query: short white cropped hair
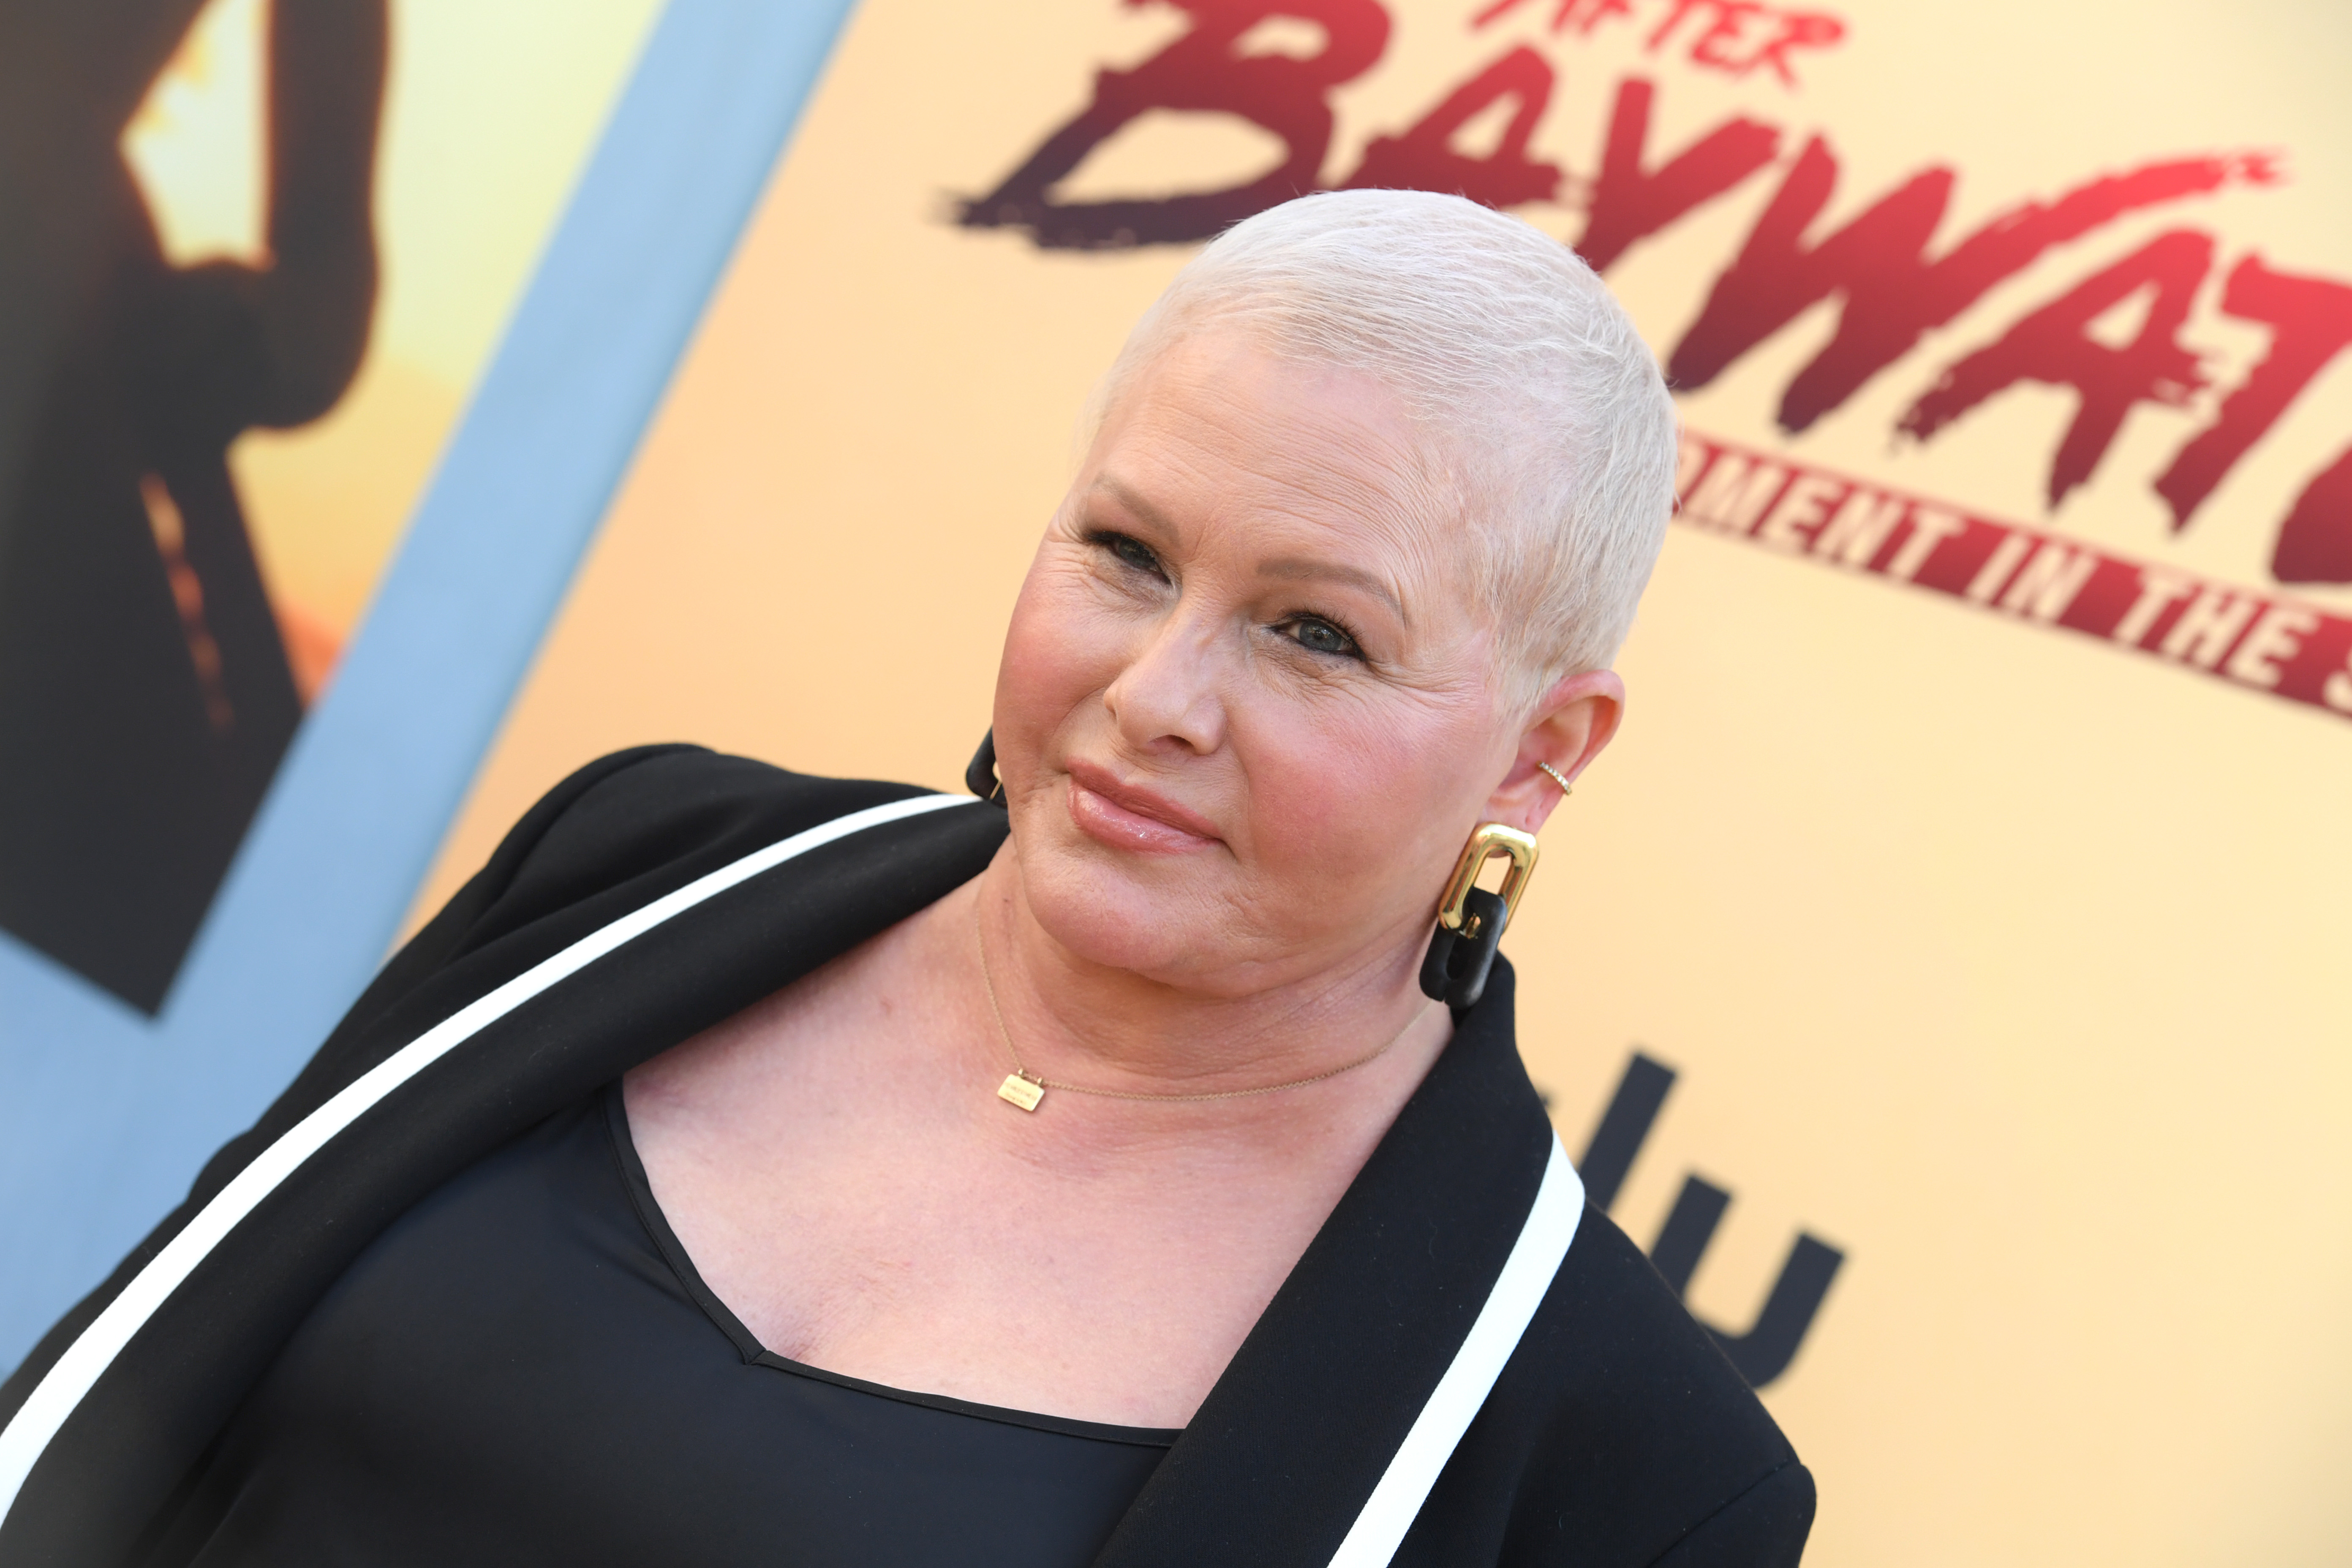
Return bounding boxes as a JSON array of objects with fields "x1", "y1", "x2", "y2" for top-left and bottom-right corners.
[{"x1": 1097, "y1": 189, "x2": 1678, "y2": 710}]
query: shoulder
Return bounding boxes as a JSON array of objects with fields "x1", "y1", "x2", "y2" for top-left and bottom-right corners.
[
  {"x1": 1530, "y1": 1209, "x2": 1810, "y2": 1552},
  {"x1": 436, "y1": 745, "x2": 935, "y2": 947},
  {"x1": 0, "y1": 749, "x2": 1003, "y2": 1524},
  {"x1": 326, "y1": 745, "x2": 955, "y2": 1067},
  {"x1": 0, "y1": 747, "x2": 976, "y2": 1430},
  {"x1": 471, "y1": 744, "x2": 920, "y2": 910},
  {"x1": 1415, "y1": 1207, "x2": 1813, "y2": 1566},
  {"x1": 168, "y1": 746, "x2": 952, "y2": 1267}
]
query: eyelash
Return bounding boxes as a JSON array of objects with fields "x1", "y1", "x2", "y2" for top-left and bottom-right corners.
[
  {"x1": 1086, "y1": 531, "x2": 1365, "y2": 662},
  {"x1": 1092, "y1": 531, "x2": 1165, "y2": 582}
]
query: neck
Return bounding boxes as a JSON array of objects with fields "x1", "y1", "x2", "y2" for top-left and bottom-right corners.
[{"x1": 960, "y1": 852, "x2": 1449, "y2": 1128}]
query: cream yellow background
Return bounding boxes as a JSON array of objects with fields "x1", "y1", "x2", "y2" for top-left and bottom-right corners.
[
  {"x1": 124, "y1": 0, "x2": 664, "y2": 658},
  {"x1": 413, "y1": 3, "x2": 2352, "y2": 1560}
]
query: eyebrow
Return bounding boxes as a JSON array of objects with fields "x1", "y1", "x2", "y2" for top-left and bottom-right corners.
[
  {"x1": 1089, "y1": 474, "x2": 1180, "y2": 540},
  {"x1": 1257, "y1": 557, "x2": 1405, "y2": 620},
  {"x1": 1089, "y1": 474, "x2": 1407, "y2": 620}
]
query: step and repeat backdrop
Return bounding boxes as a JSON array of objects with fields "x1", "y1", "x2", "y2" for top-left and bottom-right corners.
[{"x1": 4, "y1": 1, "x2": 2348, "y2": 1562}]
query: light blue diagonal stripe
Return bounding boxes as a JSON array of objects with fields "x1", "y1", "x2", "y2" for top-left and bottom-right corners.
[{"x1": 0, "y1": 0, "x2": 861, "y2": 1377}]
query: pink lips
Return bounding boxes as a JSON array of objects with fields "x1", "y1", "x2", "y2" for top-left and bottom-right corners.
[{"x1": 1063, "y1": 759, "x2": 1221, "y2": 855}]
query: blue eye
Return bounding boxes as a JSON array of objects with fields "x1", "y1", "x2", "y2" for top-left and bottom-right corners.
[{"x1": 1287, "y1": 617, "x2": 1359, "y2": 658}]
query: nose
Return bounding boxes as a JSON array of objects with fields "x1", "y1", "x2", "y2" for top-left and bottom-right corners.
[{"x1": 1101, "y1": 604, "x2": 1228, "y2": 758}]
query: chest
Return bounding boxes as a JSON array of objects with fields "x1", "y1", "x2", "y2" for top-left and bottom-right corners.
[
  {"x1": 624, "y1": 1067, "x2": 1353, "y2": 1429},
  {"x1": 150, "y1": 1097, "x2": 1171, "y2": 1568},
  {"x1": 615, "y1": 893, "x2": 1421, "y2": 1429}
]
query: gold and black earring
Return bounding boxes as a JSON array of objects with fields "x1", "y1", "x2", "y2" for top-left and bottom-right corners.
[{"x1": 1419, "y1": 824, "x2": 1539, "y2": 1010}]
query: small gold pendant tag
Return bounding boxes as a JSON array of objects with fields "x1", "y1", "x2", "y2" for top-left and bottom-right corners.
[{"x1": 996, "y1": 1073, "x2": 1044, "y2": 1112}]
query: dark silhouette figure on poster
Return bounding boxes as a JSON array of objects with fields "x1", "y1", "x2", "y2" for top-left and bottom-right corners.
[
  {"x1": 1578, "y1": 1049, "x2": 1844, "y2": 1387},
  {"x1": 0, "y1": 0, "x2": 386, "y2": 1012}
]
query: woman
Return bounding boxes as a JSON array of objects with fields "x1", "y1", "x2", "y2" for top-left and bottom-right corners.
[{"x1": 0, "y1": 191, "x2": 1812, "y2": 1565}]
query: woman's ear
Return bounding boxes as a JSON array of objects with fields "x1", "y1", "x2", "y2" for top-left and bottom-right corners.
[{"x1": 1483, "y1": 669, "x2": 1624, "y2": 833}]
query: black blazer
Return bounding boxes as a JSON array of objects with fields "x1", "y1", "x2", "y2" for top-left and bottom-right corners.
[{"x1": 0, "y1": 746, "x2": 1813, "y2": 1566}]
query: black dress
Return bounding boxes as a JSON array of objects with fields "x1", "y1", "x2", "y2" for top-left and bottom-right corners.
[
  {"x1": 0, "y1": 747, "x2": 1814, "y2": 1566},
  {"x1": 139, "y1": 1089, "x2": 1174, "y2": 1567}
]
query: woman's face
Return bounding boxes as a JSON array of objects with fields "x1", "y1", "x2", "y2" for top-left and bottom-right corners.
[{"x1": 993, "y1": 329, "x2": 1606, "y2": 997}]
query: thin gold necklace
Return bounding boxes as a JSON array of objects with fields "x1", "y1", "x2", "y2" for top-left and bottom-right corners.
[{"x1": 974, "y1": 900, "x2": 1430, "y2": 1112}]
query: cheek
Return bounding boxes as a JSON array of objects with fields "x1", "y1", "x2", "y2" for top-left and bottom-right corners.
[
  {"x1": 994, "y1": 560, "x2": 1127, "y2": 773},
  {"x1": 1232, "y1": 688, "x2": 1494, "y2": 907}
]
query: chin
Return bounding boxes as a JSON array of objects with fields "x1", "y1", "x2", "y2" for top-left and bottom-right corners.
[
  {"x1": 1004, "y1": 797, "x2": 1233, "y2": 986},
  {"x1": 1017, "y1": 835, "x2": 1206, "y2": 977}
]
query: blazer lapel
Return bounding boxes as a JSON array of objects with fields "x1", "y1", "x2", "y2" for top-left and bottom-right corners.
[{"x1": 1094, "y1": 959, "x2": 1558, "y2": 1568}]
